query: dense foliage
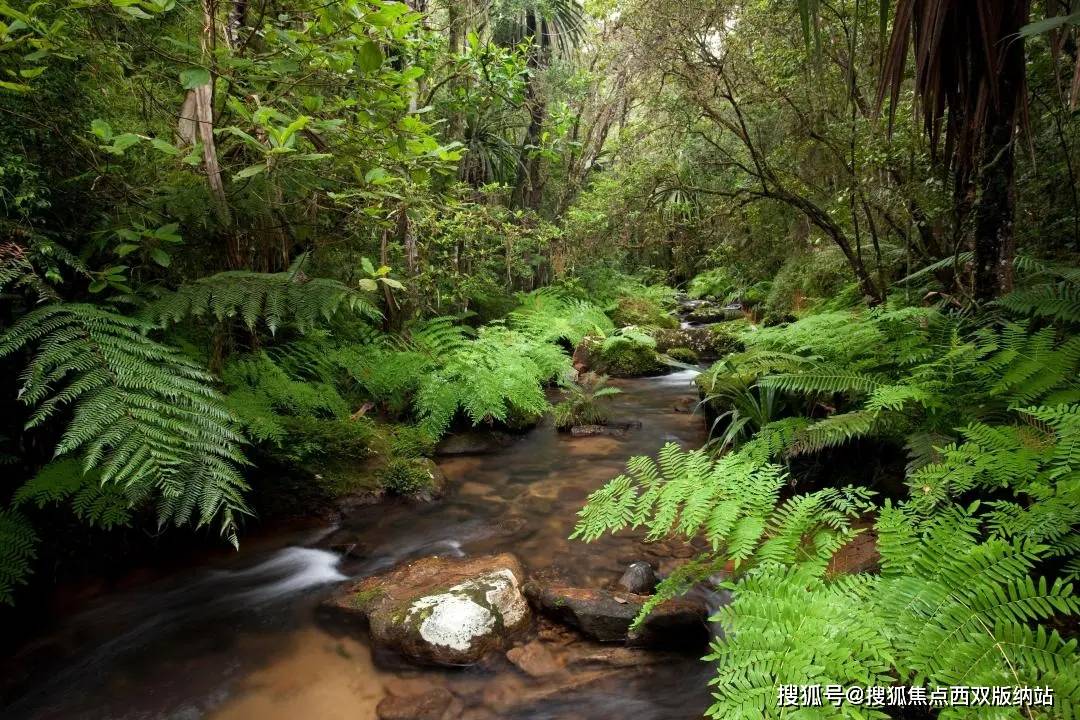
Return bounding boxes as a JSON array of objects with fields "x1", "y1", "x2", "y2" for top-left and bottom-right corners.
[{"x1": 1, "y1": 0, "x2": 1079, "y2": 716}]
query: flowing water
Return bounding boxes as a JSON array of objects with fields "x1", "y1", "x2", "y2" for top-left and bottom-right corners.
[{"x1": 3, "y1": 370, "x2": 713, "y2": 720}]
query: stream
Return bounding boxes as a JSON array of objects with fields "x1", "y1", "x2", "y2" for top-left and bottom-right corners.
[{"x1": 2, "y1": 369, "x2": 712, "y2": 720}]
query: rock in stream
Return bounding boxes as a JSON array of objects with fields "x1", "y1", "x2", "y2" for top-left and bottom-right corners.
[{"x1": 322, "y1": 553, "x2": 531, "y2": 666}]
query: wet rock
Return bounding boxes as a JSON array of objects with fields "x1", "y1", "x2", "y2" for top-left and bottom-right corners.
[
  {"x1": 507, "y1": 641, "x2": 564, "y2": 677},
  {"x1": 653, "y1": 326, "x2": 737, "y2": 360},
  {"x1": 626, "y1": 599, "x2": 710, "y2": 649},
  {"x1": 376, "y1": 688, "x2": 457, "y2": 720},
  {"x1": 480, "y1": 668, "x2": 618, "y2": 715},
  {"x1": 571, "y1": 335, "x2": 603, "y2": 373},
  {"x1": 525, "y1": 585, "x2": 636, "y2": 642},
  {"x1": 524, "y1": 584, "x2": 708, "y2": 649},
  {"x1": 435, "y1": 431, "x2": 515, "y2": 456},
  {"x1": 411, "y1": 458, "x2": 447, "y2": 502},
  {"x1": 685, "y1": 302, "x2": 743, "y2": 325},
  {"x1": 563, "y1": 644, "x2": 674, "y2": 669},
  {"x1": 323, "y1": 553, "x2": 531, "y2": 666},
  {"x1": 618, "y1": 562, "x2": 658, "y2": 595},
  {"x1": 569, "y1": 421, "x2": 642, "y2": 438}
]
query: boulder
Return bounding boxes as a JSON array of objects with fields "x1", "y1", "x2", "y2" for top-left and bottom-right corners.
[
  {"x1": 412, "y1": 458, "x2": 447, "y2": 502},
  {"x1": 652, "y1": 326, "x2": 727, "y2": 360},
  {"x1": 617, "y1": 562, "x2": 658, "y2": 595},
  {"x1": 524, "y1": 583, "x2": 708, "y2": 649},
  {"x1": 572, "y1": 335, "x2": 603, "y2": 373},
  {"x1": 324, "y1": 553, "x2": 531, "y2": 666}
]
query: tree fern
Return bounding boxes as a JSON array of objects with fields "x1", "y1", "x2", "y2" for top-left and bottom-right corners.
[
  {"x1": 0, "y1": 304, "x2": 249, "y2": 543},
  {"x1": 413, "y1": 324, "x2": 568, "y2": 437},
  {"x1": 572, "y1": 442, "x2": 871, "y2": 567}
]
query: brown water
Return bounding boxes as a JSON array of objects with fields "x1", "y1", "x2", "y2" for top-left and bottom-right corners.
[{"x1": 3, "y1": 370, "x2": 713, "y2": 720}]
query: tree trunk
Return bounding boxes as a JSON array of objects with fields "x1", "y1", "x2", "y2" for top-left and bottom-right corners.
[
  {"x1": 513, "y1": 12, "x2": 546, "y2": 209},
  {"x1": 971, "y1": 13, "x2": 1024, "y2": 302}
]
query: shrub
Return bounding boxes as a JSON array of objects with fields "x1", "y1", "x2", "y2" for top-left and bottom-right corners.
[
  {"x1": 380, "y1": 458, "x2": 434, "y2": 495},
  {"x1": 279, "y1": 416, "x2": 376, "y2": 465},
  {"x1": 708, "y1": 322, "x2": 748, "y2": 357},
  {"x1": 687, "y1": 268, "x2": 736, "y2": 299}
]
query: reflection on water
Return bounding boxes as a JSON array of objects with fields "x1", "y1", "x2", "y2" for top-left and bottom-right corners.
[{"x1": 2, "y1": 370, "x2": 712, "y2": 720}]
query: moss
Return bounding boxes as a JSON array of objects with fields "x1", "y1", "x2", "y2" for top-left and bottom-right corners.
[
  {"x1": 609, "y1": 297, "x2": 678, "y2": 329},
  {"x1": 709, "y1": 321, "x2": 748, "y2": 358},
  {"x1": 315, "y1": 460, "x2": 383, "y2": 498},
  {"x1": 380, "y1": 458, "x2": 435, "y2": 495},
  {"x1": 500, "y1": 406, "x2": 543, "y2": 432},
  {"x1": 353, "y1": 586, "x2": 386, "y2": 609},
  {"x1": 686, "y1": 302, "x2": 743, "y2": 324},
  {"x1": 279, "y1": 415, "x2": 377, "y2": 464},
  {"x1": 666, "y1": 346, "x2": 699, "y2": 364},
  {"x1": 599, "y1": 336, "x2": 667, "y2": 377}
]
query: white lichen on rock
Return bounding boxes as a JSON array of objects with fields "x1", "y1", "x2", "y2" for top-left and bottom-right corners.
[{"x1": 405, "y1": 569, "x2": 526, "y2": 652}]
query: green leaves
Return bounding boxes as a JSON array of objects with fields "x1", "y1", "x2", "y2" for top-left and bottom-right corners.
[
  {"x1": 0, "y1": 304, "x2": 252, "y2": 564},
  {"x1": 145, "y1": 268, "x2": 382, "y2": 334},
  {"x1": 1019, "y1": 11, "x2": 1080, "y2": 38},
  {"x1": 0, "y1": 509, "x2": 37, "y2": 605},
  {"x1": 356, "y1": 40, "x2": 384, "y2": 72},
  {"x1": 179, "y1": 67, "x2": 210, "y2": 88}
]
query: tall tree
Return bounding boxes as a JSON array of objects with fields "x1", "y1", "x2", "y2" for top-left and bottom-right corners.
[
  {"x1": 879, "y1": 0, "x2": 1032, "y2": 301},
  {"x1": 493, "y1": 0, "x2": 586, "y2": 210}
]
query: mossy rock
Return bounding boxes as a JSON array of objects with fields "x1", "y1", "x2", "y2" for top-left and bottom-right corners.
[
  {"x1": 321, "y1": 553, "x2": 531, "y2": 666},
  {"x1": 499, "y1": 406, "x2": 543, "y2": 433},
  {"x1": 685, "y1": 302, "x2": 743, "y2": 325},
  {"x1": 598, "y1": 337, "x2": 668, "y2": 377},
  {"x1": 378, "y1": 457, "x2": 447, "y2": 500},
  {"x1": 609, "y1": 297, "x2": 678, "y2": 329},
  {"x1": 666, "y1": 347, "x2": 699, "y2": 364},
  {"x1": 708, "y1": 321, "x2": 747, "y2": 357}
]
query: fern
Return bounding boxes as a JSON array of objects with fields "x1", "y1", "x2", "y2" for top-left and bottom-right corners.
[
  {"x1": 705, "y1": 564, "x2": 892, "y2": 720},
  {"x1": 414, "y1": 324, "x2": 568, "y2": 437},
  {"x1": 13, "y1": 458, "x2": 136, "y2": 529},
  {"x1": 998, "y1": 282, "x2": 1080, "y2": 324},
  {"x1": 0, "y1": 509, "x2": 38, "y2": 605},
  {"x1": 0, "y1": 304, "x2": 249, "y2": 543},
  {"x1": 510, "y1": 288, "x2": 614, "y2": 345},
  {"x1": 145, "y1": 269, "x2": 381, "y2": 334},
  {"x1": 572, "y1": 442, "x2": 871, "y2": 568}
]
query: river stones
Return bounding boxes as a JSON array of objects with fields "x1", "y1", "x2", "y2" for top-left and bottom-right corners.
[
  {"x1": 376, "y1": 687, "x2": 458, "y2": 720},
  {"x1": 684, "y1": 301, "x2": 743, "y2": 325},
  {"x1": 524, "y1": 583, "x2": 709, "y2": 649},
  {"x1": 617, "y1": 562, "x2": 658, "y2": 595},
  {"x1": 568, "y1": 421, "x2": 643, "y2": 437},
  {"x1": 324, "y1": 553, "x2": 531, "y2": 666}
]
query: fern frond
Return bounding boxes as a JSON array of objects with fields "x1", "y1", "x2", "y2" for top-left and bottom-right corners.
[
  {"x1": 0, "y1": 509, "x2": 37, "y2": 605},
  {"x1": 998, "y1": 283, "x2": 1080, "y2": 324},
  {"x1": 0, "y1": 304, "x2": 249, "y2": 540},
  {"x1": 145, "y1": 270, "x2": 381, "y2": 334}
]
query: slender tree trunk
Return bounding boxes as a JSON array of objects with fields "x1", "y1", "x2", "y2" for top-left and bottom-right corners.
[
  {"x1": 514, "y1": 12, "x2": 546, "y2": 209},
  {"x1": 972, "y1": 15, "x2": 1024, "y2": 301}
]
